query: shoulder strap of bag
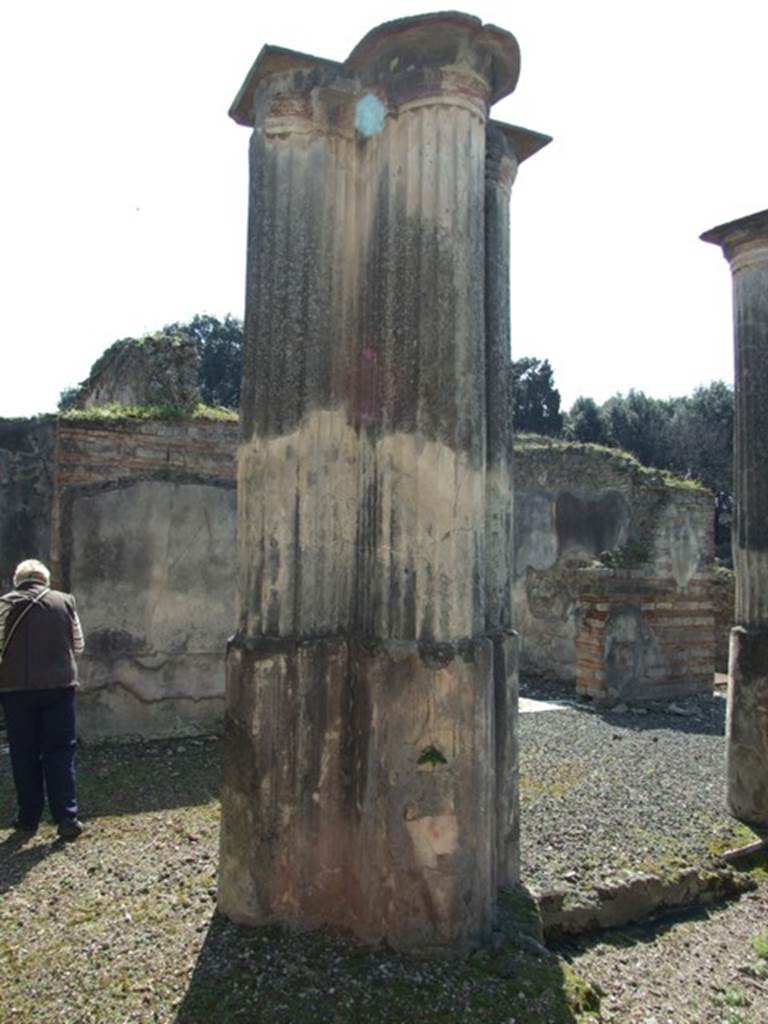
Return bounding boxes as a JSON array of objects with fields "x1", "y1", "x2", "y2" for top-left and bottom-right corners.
[{"x1": 0, "y1": 587, "x2": 50, "y2": 663}]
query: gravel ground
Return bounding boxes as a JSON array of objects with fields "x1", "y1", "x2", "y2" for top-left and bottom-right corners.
[
  {"x1": 0, "y1": 683, "x2": 766, "y2": 1023},
  {"x1": 518, "y1": 677, "x2": 746, "y2": 898},
  {"x1": 0, "y1": 736, "x2": 595, "y2": 1024},
  {"x1": 564, "y1": 886, "x2": 768, "y2": 1023}
]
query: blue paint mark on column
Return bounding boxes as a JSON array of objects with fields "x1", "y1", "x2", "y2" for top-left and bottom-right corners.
[{"x1": 355, "y1": 94, "x2": 386, "y2": 137}]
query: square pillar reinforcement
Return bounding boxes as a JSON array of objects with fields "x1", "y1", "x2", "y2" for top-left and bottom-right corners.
[
  {"x1": 219, "y1": 12, "x2": 550, "y2": 953},
  {"x1": 702, "y1": 210, "x2": 768, "y2": 828}
]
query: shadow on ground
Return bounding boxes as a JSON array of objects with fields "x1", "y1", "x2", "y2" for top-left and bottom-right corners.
[
  {"x1": 0, "y1": 831, "x2": 69, "y2": 895},
  {"x1": 174, "y1": 912, "x2": 599, "y2": 1024},
  {"x1": 556, "y1": 898, "x2": 729, "y2": 961},
  {"x1": 0, "y1": 735, "x2": 222, "y2": 825}
]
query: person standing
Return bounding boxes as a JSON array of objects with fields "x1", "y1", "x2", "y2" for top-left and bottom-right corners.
[{"x1": 0, "y1": 559, "x2": 85, "y2": 840}]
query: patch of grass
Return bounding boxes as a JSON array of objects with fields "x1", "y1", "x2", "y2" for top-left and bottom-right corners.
[
  {"x1": 520, "y1": 759, "x2": 589, "y2": 801},
  {"x1": 713, "y1": 987, "x2": 750, "y2": 1008},
  {"x1": 706, "y1": 822, "x2": 762, "y2": 859},
  {"x1": 752, "y1": 928, "x2": 768, "y2": 959},
  {"x1": 59, "y1": 403, "x2": 237, "y2": 422},
  {"x1": 705, "y1": 822, "x2": 768, "y2": 879}
]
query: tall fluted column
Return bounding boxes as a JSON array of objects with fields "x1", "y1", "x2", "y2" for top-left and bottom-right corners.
[
  {"x1": 219, "y1": 13, "x2": 549, "y2": 952},
  {"x1": 702, "y1": 210, "x2": 768, "y2": 827},
  {"x1": 484, "y1": 121, "x2": 550, "y2": 885}
]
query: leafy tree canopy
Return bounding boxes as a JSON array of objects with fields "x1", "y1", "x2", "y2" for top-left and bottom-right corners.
[
  {"x1": 59, "y1": 314, "x2": 244, "y2": 412},
  {"x1": 163, "y1": 314, "x2": 243, "y2": 410},
  {"x1": 511, "y1": 357, "x2": 563, "y2": 436},
  {"x1": 566, "y1": 396, "x2": 607, "y2": 445}
]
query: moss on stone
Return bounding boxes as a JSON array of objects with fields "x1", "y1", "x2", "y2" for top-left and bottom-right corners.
[
  {"x1": 59, "y1": 403, "x2": 238, "y2": 423},
  {"x1": 514, "y1": 433, "x2": 707, "y2": 492}
]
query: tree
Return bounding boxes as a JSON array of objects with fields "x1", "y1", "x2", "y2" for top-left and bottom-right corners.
[
  {"x1": 510, "y1": 357, "x2": 563, "y2": 436},
  {"x1": 667, "y1": 381, "x2": 733, "y2": 494},
  {"x1": 567, "y1": 396, "x2": 607, "y2": 444},
  {"x1": 58, "y1": 386, "x2": 81, "y2": 411},
  {"x1": 58, "y1": 313, "x2": 245, "y2": 412},
  {"x1": 601, "y1": 390, "x2": 674, "y2": 469},
  {"x1": 163, "y1": 314, "x2": 243, "y2": 409}
]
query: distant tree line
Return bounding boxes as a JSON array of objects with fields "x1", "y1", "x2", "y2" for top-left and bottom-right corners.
[
  {"x1": 511, "y1": 356, "x2": 734, "y2": 562},
  {"x1": 512, "y1": 356, "x2": 733, "y2": 496}
]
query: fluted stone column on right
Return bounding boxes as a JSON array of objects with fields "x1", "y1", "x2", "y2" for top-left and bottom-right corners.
[{"x1": 702, "y1": 210, "x2": 768, "y2": 827}]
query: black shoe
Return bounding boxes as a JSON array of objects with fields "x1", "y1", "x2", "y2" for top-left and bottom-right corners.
[
  {"x1": 11, "y1": 817, "x2": 38, "y2": 835},
  {"x1": 57, "y1": 818, "x2": 84, "y2": 841}
]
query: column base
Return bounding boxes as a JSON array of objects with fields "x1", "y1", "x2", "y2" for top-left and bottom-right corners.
[
  {"x1": 217, "y1": 633, "x2": 515, "y2": 954},
  {"x1": 726, "y1": 626, "x2": 768, "y2": 827}
]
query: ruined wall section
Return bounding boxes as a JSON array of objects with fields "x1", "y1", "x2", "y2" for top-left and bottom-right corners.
[
  {"x1": 514, "y1": 440, "x2": 715, "y2": 698},
  {"x1": 575, "y1": 572, "x2": 714, "y2": 702},
  {"x1": 0, "y1": 418, "x2": 57, "y2": 592},
  {"x1": 55, "y1": 417, "x2": 238, "y2": 740}
]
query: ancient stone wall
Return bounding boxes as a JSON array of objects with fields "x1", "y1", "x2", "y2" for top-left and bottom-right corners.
[
  {"x1": 0, "y1": 416, "x2": 721, "y2": 731},
  {"x1": 514, "y1": 439, "x2": 715, "y2": 697},
  {"x1": 55, "y1": 418, "x2": 237, "y2": 741},
  {"x1": 0, "y1": 418, "x2": 57, "y2": 592},
  {"x1": 575, "y1": 572, "x2": 713, "y2": 702},
  {"x1": 0, "y1": 415, "x2": 238, "y2": 741}
]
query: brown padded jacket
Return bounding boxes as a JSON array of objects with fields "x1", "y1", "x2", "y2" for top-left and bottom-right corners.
[{"x1": 0, "y1": 581, "x2": 84, "y2": 693}]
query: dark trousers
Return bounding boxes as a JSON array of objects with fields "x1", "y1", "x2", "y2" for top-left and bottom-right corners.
[{"x1": 1, "y1": 687, "x2": 78, "y2": 827}]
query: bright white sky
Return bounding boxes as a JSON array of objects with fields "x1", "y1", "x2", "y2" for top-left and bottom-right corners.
[{"x1": 1, "y1": 1, "x2": 764, "y2": 419}]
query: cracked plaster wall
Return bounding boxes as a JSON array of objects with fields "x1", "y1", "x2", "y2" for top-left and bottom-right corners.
[
  {"x1": 0, "y1": 417, "x2": 237, "y2": 740},
  {"x1": 68, "y1": 478, "x2": 235, "y2": 740}
]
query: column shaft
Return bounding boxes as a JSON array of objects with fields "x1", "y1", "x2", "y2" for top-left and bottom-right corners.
[
  {"x1": 702, "y1": 213, "x2": 768, "y2": 826},
  {"x1": 220, "y1": 13, "x2": 548, "y2": 951}
]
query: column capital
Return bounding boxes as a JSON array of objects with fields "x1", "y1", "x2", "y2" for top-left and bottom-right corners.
[
  {"x1": 229, "y1": 45, "x2": 343, "y2": 129},
  {"x1": 231, "y1": 14, "x2": 522, "y2": 134},
  {"x1": 345, "y1": 12, "x2": 519, "y2": 118},
  {"x1": 701, "y1": 209, "x2": 768, "y2": 271},
  {"x1": 486, "y1": 120, "x2": 551, "y2": 192}
]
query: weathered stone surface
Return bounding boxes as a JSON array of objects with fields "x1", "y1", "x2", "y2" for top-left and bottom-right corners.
[
  {"x1": 0, "y1": 415, "x2": 239, "y2": 740},
  {"x1": 0, "y1": 418, "x2": 56, "y2": 591},
  {"x1": 702, "y1": 210, "x2": 768, "y2": 826},
  {"x1": 711, "y1": 566, "x2": 735, "y2": 672},
  {"x1": 726, "y1": 626, "x2": 768, "y2": 824},
  {"x1": 71, "y1": 332, "x2": 200, "y2": 410},
  {"x1": 219, "y1": 636, "x2": 497, "y2": 953},
  {"x1": 513, "y1": 440, "x2": 715, "y2": 693},
  {"x1": 538, "y1": 868, "x2": 756, "y2": 939},
  {"x1": 220, "y1": 12, "x2": 549, "y2": 952},
  {"x1": 484, "y1": 123, "x2": 547, "y2": 635},
  {"x1": 63, "y1": 475, "x2": 235, "y2": 740},
  {"x1": 574, "y1": 571, "x2": 715, "y2": 703}
]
